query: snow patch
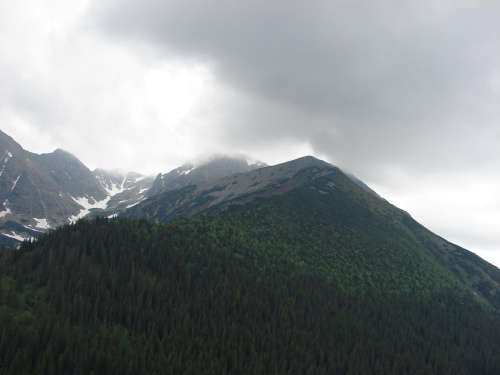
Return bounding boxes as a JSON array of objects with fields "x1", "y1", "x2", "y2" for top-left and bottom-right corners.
[
  {"x1": 23, "y1": 224, "x2": 43, "y2": 233},
  {"x1": 99, "y1": 173, "x2": 131, "y2": 196},
  {"x1": 178, "y1": 165, "x2": 197, "y2": 176},
  {"x1": 0, "y1": 201, "x2": 11, "y2": 218},
  {"x1": 12, "y1": 174, "x2": 21, "y2": 190},
  {"x1": 3, "y1": 231, "x2": 27, "y2": 242},
  {"x1": 0, "y1": 208, "x2": 11, "y2": 218},
  {"x1": 34, "y1": 218, "x2": 51, "y2": 229},
  {"x1": 120, "y1": 174, "x2": 127, "y2": 189},
  {"x1": 69, "y1": 195, "x2": 111, "y2": 223},
  {"x1": 0, "y1": 152, "x2": 12, "y2": 177}
]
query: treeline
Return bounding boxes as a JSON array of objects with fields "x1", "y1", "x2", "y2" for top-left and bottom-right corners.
[{"x1": 1, "y1": 215, "x2": 500, "y2": 374}]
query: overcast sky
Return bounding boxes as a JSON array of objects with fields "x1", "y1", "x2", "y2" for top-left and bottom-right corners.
[{"x1": 1, "y1": 0, "x2": 499, "y2": 266}]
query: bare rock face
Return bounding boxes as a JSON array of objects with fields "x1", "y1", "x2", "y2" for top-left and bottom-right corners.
[
  {"x1": 0, "y1": 131, "x2": 264, "y2": 246},
  {"x1": 124, "y1": 155, "x2": 381, "y2": 223},
  {"x1": 0, "y1": 130, "x2": 154, "y2": 245}
]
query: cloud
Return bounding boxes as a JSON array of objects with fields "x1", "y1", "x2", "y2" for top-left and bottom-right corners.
[
  {"x1": 93, "y1": 0, "x2": 500, "y2": 176},
  {"x1": 0, "y1": 0, "x2": 219, "y2": 173}
]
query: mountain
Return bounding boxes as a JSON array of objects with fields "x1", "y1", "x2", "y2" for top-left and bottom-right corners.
[
  {"x1": 124, "y1": 156, "x2": 388, "y2": 223},
  {"x1": 0, "y1": 130, "x2": 268, "y2": 245},
  {"x1": 127, "y1": 156, "x2": 335, "y2": 221},
  {"x1": 146, "y1": 153, "x2": 266, "y2": 197},
  {"x1": 2, "y1": 143, "x2": 500, "y2": 372},
  {"x1": 0, "y1": 130, "x2": 153, "y2": 245},
  {"x1": 0, "y1": 131, "x2": 105, "y2": 243},
  {"x1": 125, "y1": 156, "x2": 500, "y2": 308},
  {"x1": 91, "y1": 169, "x2": 155, "y2": 217},
  {"x1": 3, "y1": 125, "x2": 498, "y2": 310}
]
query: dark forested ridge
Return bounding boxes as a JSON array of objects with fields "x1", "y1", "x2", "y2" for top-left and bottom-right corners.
[{"x1": 1, "y1": 212, "x2": 500, "y2": 374}]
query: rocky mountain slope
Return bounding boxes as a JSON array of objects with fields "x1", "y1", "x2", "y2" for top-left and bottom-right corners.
[
  {"x1": 0, "y1": 130, "x2": 153, "y2": 245},
  {"x1": 147, "y1": 154, "x2": 266, "y2": 197},
  {"x1": 124, "y1": 155, "x2": 500, "y2": 308},
  {"x1": 0, "y1": 130, "x2": 267, "y2": 245},
  {"x1": 125, "y1": 156, "x2": 381, "y2": 222}
]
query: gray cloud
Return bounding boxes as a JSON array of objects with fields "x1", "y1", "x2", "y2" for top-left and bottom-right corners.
[{"x1": 93, "y1": 0, "x2": 500, "y2": 178}]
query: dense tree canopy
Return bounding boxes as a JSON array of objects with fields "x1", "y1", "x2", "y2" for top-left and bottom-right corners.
[{"x1": 1, "y1": 212, "x2": 499, "y2": 374}]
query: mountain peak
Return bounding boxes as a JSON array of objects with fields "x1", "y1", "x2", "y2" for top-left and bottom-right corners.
[
  {"x1": 0, "y1": 129, "x2": 25, "y2": 154},
  {"x1": 187, "y1": 153, "x2": 266, "y2": 168},
  {"x1": 278, "y1": 155, "x2": 332, "y2": 169},
  {"x1": 147, "y1": 153, "x2": 267, "y2": 197},
  {"x1": 94, "y1": 168, "x2": 128, "y2": 178},
  {"x1": 50, "y1": 148, "x2": 80, "y2": 159},
  {"x1": 53, "y1": 148, "x2": 71, "y2": 154},
  {"x1": 128, "y1": 155, "x2": 345, "y2": 222}
]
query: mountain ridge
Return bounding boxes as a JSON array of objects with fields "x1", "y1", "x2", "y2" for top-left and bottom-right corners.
[
  {"x1": 0, "y1": 129, "x2": 269, "y2": 244},
  {"x1": 2, "y1": 128, "x2": 499, "y2": 307},
  {"x1": 147, "y1": 153, "x2": 267, "y2": 197},
  {"x1": 125, "y1": 156, "x2": 386, "y2": 223},
  {"x1": 124, "y1": 155, "x2": 500, "y2": 308},
  {"x1": 2, "y1": 130, "x2": 500, "y2": 372},
  {"x1": 0, "y1": 129, "x2": 153, "y2": 244}
]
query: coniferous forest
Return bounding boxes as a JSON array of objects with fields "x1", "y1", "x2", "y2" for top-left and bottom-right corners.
[{"x1": 1, "y1": 183, "x2": 500, "y2": 374}]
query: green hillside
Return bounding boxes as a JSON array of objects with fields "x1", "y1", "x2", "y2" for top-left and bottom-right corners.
[
  {"x1": 125, "y1": 159, "x2": 500, "y2": 307},
  {"x1": 1, "y1": 192, "x2": 500, "y2": 373}
]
